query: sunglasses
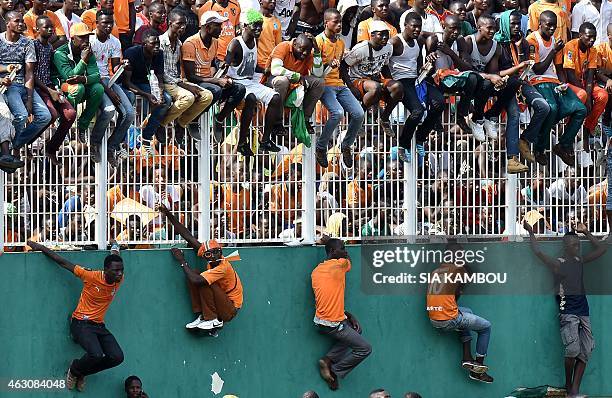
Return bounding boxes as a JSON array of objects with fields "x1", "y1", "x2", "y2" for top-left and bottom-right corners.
[{"x1": 203, "y1": 248, "x2": 222, "y2": 258}]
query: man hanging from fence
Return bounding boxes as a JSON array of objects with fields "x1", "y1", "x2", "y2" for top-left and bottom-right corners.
[
  {"x1": 158, "y1": 203, "x2": 244, "y2": 331},
  {"x1": 526, "y1": 11, "x2": 587, "y2": 167},
  {"x1": 389, "y1": 11, "x2": 444, "y2": 163},
  {"x1": 524, "y1": 221, "x2": 607, "y2": 398},
  {"x1": 26, "y1": 240, "x2": 125, "y2": 392},
  {"x1": 313, "y1": 238, "x2": 372, "y2": 391},
  {"x1": 341, "y1": 20, "x2": 403, "y2": 137}
]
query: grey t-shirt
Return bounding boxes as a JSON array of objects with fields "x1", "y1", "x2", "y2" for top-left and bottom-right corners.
[
  {"x1": 0, "y1": 32, "x2": 36, "y2": 84},
  {"x1": 344, "y1": 40, "x2": 393, "y2": 80}
]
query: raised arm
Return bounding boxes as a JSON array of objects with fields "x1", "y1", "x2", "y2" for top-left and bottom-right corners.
[
  {"x1": 523, "y1": 221, "x2": 561, "y2": 269},
  {"x1": 170, "y1": 248, "x2": 208, "y2": 285},
  {"x1": 575, "y1": 223, "x2": 607, "y2": 263},
  {"x1": 26, "y1": 240, "x2": 76, "y2": 273},
  {"x1": 158, "y1": 203, "x2": 201, "y2": 250}
]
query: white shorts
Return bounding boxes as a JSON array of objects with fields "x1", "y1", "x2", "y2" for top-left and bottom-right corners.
[{"x1": 236, "y1": 78, "x2": 278, "y2": 106}]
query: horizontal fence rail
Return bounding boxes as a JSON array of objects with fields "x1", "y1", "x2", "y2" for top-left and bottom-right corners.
[{"x1": 1, "y1": 95, "x2": 609, "y2": 250}]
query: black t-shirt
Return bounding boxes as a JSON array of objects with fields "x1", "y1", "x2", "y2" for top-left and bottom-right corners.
[
  {"x1": 499, "y1": 39, "x2": 529, "y2": 72},
  {"x1": 124, "y1": 45, "x2": 164, "y2": 85},
  {"x1": 554, "y1": 256, "x2": 589, "y2": 316}
]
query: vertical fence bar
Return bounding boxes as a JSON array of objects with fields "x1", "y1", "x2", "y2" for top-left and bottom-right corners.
[
  {"x1": 302, "y1": 125, "x2": 316, "y2": 245},
  {"x1": 96, "y1": 138, "x2": 108, "y2": 249},
  {"x1": 0, "y1": 171, "x2": 4, "y2": 253},
  {"x1": 505, "y1": 173, "x2": 518, "y2": 240},
  {"x1": 198, "y1": 113, "x2": 211, "y2": 242}
]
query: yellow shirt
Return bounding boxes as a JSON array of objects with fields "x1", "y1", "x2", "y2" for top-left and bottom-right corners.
[
  {"x1": 356, "y1": 18, "x2": 397, "y2": 43},
  {"x1": 596, "y1": 42, "x2": 612, "y2": 72},
  {"x1": 316, "y1": 32, "x2": 345, "y2": 86}
]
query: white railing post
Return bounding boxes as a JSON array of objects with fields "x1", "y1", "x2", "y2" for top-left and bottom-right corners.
[
  {"x1": 505, "y1": 174, "x2": 518, "y2": 241},
  {"x1": 198, "y1": 113, "x2": 211, "y2": 242},
  {"x1": 95, "y1": 137, "x2": 108, "y2": 249},
  {"x1": 0, "y1": 171, "x2": 4, "y2": 253},
  {"x1": 404, "y1": 116, "x2": 417, "y2": 243},
  {"x1": 301, "y1": 129, "x2": 316, "y2": 245}
]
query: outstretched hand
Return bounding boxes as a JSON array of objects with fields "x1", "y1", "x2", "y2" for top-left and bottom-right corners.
[
  {"x1": 573, "y1": 222, "x2": 588, "y2": 234},
  {"x1": 155, "y1": 202, "x2": 168, "y2": 214},
  {"x1": 171, "y1": 248, "x2": 186, "y2": 264},
  {"x1": 26, "y1": 240, "x2": 44, "y2": 251}
]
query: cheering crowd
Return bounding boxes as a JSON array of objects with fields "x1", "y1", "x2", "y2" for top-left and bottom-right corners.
[{"x1": 1, "y1": 0, "x2": 612, "y2": 245}]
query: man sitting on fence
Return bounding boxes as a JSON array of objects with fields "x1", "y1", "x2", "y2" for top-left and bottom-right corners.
[
  {"x1": 158, "y1": 204, "x2": 243, "y2": 331},
  {"x1": 526, "y1": 11, "x2": 587, "y2": 166},
  {"x1": 225, "y1": 9, "x2": 285, "y2": 154},
  {"x1": 159, "y1": 10, "x2": 213, "y2": 141},
  {"x1": 182, "y1": 11, "x2": 246, "y2": 144},
  {"x1": 266, "y1": 33, "x2": 325, "y2": 135},
  {"x1": 341, "y1": 20, "x2": 403, "y2": 137}
]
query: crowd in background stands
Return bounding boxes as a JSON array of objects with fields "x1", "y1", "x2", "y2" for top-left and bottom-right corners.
[{"x1": 1, "y1": 0, "x2": 612, "y2": 247}]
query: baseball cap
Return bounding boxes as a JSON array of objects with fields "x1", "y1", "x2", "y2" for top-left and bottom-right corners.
[
  {"x1": 70, "y1": 22, "x2": 94, "y2": 37},
  {"x1": 368, "y1": 20, "x2": 390, "y2": 33},
  {"x1": 200, "y1": 10, "x2": 228, "y2": 26}
]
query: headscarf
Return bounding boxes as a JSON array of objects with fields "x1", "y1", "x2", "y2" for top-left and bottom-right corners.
[{"x1": 493, "y1": 10, "x2": 513, "y2": 43}]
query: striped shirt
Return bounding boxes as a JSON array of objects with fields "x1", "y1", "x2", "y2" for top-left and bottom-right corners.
[{"x1": 159, "y1": 31, "x2": 183, "y2": 85}]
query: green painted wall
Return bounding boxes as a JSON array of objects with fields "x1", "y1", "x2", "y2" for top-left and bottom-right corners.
[{"x1": 1, "y1": 243, "x2": 612, "y2": 398}]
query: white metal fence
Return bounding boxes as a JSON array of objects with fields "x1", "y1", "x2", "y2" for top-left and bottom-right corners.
[{"x1": 1, "y1": 95, "x2": 609, "y2": 250}]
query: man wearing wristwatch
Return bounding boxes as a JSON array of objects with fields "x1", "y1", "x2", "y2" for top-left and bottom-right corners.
[{"x1": 158, "y1": 203, "x2": 243, "y2": 331}]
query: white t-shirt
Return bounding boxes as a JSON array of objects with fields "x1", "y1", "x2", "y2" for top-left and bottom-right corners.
[
  {"x1": 598, "y1": 0, "x2": 612, "y2": 43},
  {"x1": 344, "y1": 40, "x2": 393, "y2": 79},
  {"x1": 571, "y1": 0, "x2": 600, "y2": 33},
  {"x1": 55, "y1": 9, "x2": 82, "y2": 40},
  {"x1": 89, "y1": 33, "x2": 122, "y2": 79},
  {"x1": 274, "y1": 0, "x2": 297, "y2": 37},
  {"x1": 400, "y1": 8, "x2": 443, "y2": 36}
]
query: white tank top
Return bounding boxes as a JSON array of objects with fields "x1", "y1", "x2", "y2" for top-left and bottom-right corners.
[
  {"x1": 467, "y1": 34, "x2": 497, "y2": 72},
  {"x1": 389, "y1": 35, "x2": 420, "y2": 80},
  {"x1": 530, "y1": 31, "x2": 559, "y2": 82},
  {"x1": 227, "y1": 36, "x2": 257, "y2": 80}
]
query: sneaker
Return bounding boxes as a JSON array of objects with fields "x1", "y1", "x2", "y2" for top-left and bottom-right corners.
[
  {"x1": 552, "y1": 144, "x2": 575, "y2": 166},
  {"x1": 0, "y1": 165, "x2": 17, "y2": 174},
  {"x1": 341, "y1": 146, "x2": 353, "y2": 169},
  {"x1": 379, "y1": 118, "x2": 395, "y2": 137},
  {"x1": 305, "y1": 121, "x2": 316, "y2": 135},
  {"x1": 187, "y1": 123, "x2": 201, "y2": 141},
  {"x1": 0, "y1": 154, "x2": 25, "y2": 169},
  {"x1": 76, "y1": 376, "x2": 86, "y2": 392},
  {"x1": 66, "y1": 367, "x2": 77, "y2": 390},
  {"x1": 197, "y1": 319, "x2": 219, "y2": 330},
  {"x1": 237, "y1": 142, "x2": 254, "y2": 158},
  {"x1": 212, "y1": 319, "x2": 223, "y2": 328},
  {"x1": 518, "y1": 139, "x2": 535, "y2": 163},
  {"x1": 469, "y1": 119, "x2": 486, "y2": 141},
  {"x1": 461, "y1": 360, "x2": 488, "y2": 374},
  {"x1": 483, "y1": 118, "x2": 498, "y2": 139},
  {"x1": 185, "y1": 316, "x2": 203, "y2": 329},
  {"x1": 316, "y1": 148, "x2": 329, "y2": 168},
  {"x1": 90, "y1": 144, "x2": 102, "y2": 163},
  {"x1": 259, "y1": 140, "x2": 280, "y2": 153},
  {"x1": 398, "y1": 147, "x2": 410, "y2": 163},
  {"x1": 534, "y1": 151, "x2": 548, "y2": 166},
  {"x1": 457, "y1": 115, "x2": 472, "y2": 134},
  {"x1": 507, "y1": 156, "x2": 528, "y2": 174},
  {"x1": 107, "y1": 149, "x2": 118, "y2": 168},
  {"x1": 141, "y1": 138, "x2": 155, "y2": 159},
  {"x1": 213, "y1": 117, "x2": 225, "y2": 143},
  {"x1": 271, "y1": 124, "x2": 289, "y2": 139},
  {"x1": 469, "y1": 371, "x2": 494, "y2": 383},
  {"x1": 77, "y1": 129, "x2": 87, "y2": 144},
  {"x1": 116, "y1": 147, "x2": 128, "y2": 160}
]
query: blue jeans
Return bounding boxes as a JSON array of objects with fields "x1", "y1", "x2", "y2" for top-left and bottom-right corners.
[
  {"x1": 5, "y1": 84, "x2": 52, "y2": 149},
  {"x1": 430, "y1": 306, "x2": 491, "y2": 357},
  {"x1": 91, "y1": 78, "x2": 136, "y2": 150},
  {"x1": 318, "y1": 86, "x2": 364, "y2": 151},
  {"x1": 122, "y1": 83, "x2": 172, "y2": 140},
  {"x1": 517, "y1": 83, "x2": 550, "y2": 146}
]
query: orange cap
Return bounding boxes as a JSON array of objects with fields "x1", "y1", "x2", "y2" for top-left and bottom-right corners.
[
  {"x1": 70, "y1": 22, "x2": 94, "y2": 37},
  {"x1": 197, "y1": 239, "x2": 223, "y2": 257}
]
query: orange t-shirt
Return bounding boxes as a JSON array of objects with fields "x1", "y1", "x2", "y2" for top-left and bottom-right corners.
[
  {"x1": 107, "y1": 185, "x2": 125, "y2": 213},
  {"x1": 597, "y1": 42, "x2": 612, "y2": 71},
  {"x1": 426, "y1": 263, "x2": 466, "y2": 321},
  {"x1": 200, "y1": 259, "x2": 243, "y2": 308},
  {"x1": 258, "y1": 15, "x2": 282, "y2": 69},
  {"x1": 563, "y1": 38, "x2": 598, "y2": 83},
  {"x1": 311, "y1": 258, "x2": 351, "y2": 322},
  {"x1": 356, "y1": 18, "x2": 397, "y2": 43},
  {"x1": 347, "y1": 180, "x2": 373, "y2": 208},
  {"x1": 316, "y1": 32, "x2": 344, "y2": 86},
  {"x1": 527, "y1": 2, "x2": 569, "y2": 42},
  {"x1": 269, "y1": 182, "x2": 302, "y2": 222},
  {"x1": 197, "y1": 0, "x2": 240, "y2": 61},
  {"x1": 182, "y1": 33, "x2": 218, "y2": 78},
  {"x1": 221, "y1": 184, "x2": 251, "y2": 234},
  {"x1": 82, "y1": 8, "x2": 121, "y2": 37},
  {"x1": 267, "y1": 40, "x2": 314, "y2": 76},
  {"x1": 24, "y1": 10, "x2": 65, "y2": 38},
  {"x1": 114, "y1": 0, "x2": 135, "y2": 33},
  {"x1": 72, "y1": 265, "x2": 123, "y2": 323}
]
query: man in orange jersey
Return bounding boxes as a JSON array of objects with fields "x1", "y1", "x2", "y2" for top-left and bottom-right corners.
[
  {"x1": 23, "y1": 0, "x2": 66, "y2": 47},
  {"x1": 257, "y1": 0, "x2": 282, "y2": 72},
  {"x1": 112, "y1": 0, "x2": 136, "y2": 49},
  {"x1": 312, "y1": 238, "x2": 371, "y2": 391},
  {"x1": 81, "y1": 0, "x2": 121, "y2": 38},
  {"x1": 197, "y1": 0, "x2": 240, "y2": 61},
  {"x1": 158, "y1": 204, "x2": 243, "y2": 331},
  {"x1": 26, "y1": 240, "x2": 125, "y2": 392},
  {"x1": 356, "y1": 0, "x2": 398, "y2": 42},
  {"x1": 528, "y1": 0, "x2": 570, "y2": 77},
  {"x1": 564, "y1": 22, "x2": 609, "y2": 145},
  {"x1": 596, "y1": 23, "x2": 612, "y2": 138},
  {"x1": 426, "y1": 242, "x2": 494, "y2": 384}
]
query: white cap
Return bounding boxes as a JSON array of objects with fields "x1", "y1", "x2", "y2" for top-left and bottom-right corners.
[
  {"x1": 200, "y1": 10, "x2": 228, "y2": 26},
  {"x1": 368, "y1": 20, "x2": 390, "y2": 33}
]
